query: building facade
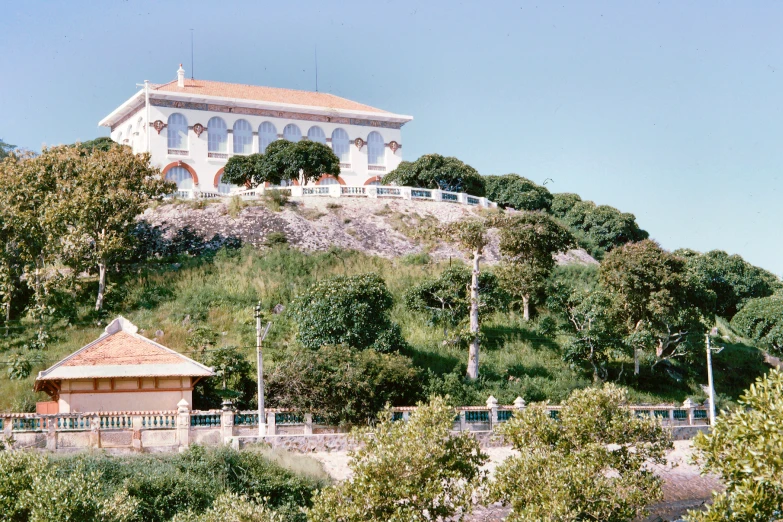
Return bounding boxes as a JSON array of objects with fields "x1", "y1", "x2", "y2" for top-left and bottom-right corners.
[
  {"x1": 99, "y1": 66, "x2": 413, "y2": 194},
  {"x1": 34, "y1": 317, "x2": 213, "y2": 413}
]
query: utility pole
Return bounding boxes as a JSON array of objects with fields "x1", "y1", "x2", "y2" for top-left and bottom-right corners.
[
  {"x1": 255, "y1": 303, "x2": 271, "y2": 438},
  {"x1": 706, "y1": 327, "x2": 721, "y2": 425}
]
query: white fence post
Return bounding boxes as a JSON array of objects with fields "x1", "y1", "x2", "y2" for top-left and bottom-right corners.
[
  {"x1": 486, "y1": 396, "x2": 498, "y2": 430},
  {"x1": 513, "y1": 397, "x2": 526, "y2": 411},
  {"x1": 177, "y1": 399, "x2": 190, "y2": 449},
  {"x1": 304, "y1": 413, "x2": 313, "y2": 435},
  {"x1": 683, "y1": 398, "x2": 696, "y2": 426},
  {"x1": 266, "y1": 412, "x2": 276, "y2": 436}
]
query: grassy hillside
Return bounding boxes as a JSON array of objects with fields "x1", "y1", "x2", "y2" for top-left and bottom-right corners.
[{"x1": 0, "y1": 245, "x2": 770, "y2": 412}]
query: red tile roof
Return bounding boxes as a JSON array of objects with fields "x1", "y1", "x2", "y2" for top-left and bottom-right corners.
[
  {"x1": 62, "y1": 331, "x2": 184, "y2": 367},
  {"x1": 153, "y1": 79, "x2": 389, "y2": 114}
]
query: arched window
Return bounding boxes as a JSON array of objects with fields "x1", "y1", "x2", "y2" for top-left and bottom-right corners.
[
  {"x1": 125, "y1": 125, "x2": 132, "y2": 144},
  {"x1": 367, "y1": 132, "x2": 385, "y2": 166},
  {"x1": 307, "y1": 126, "x2": 326, "y2": 144},
  {"x1": 367, "y1": 180, "x2": 381, "y2": 186},
  {"x1": 258, "y1": 122, "x2": 277, "y2": 153},
  {"x1": 283, "y1": 124, "x2": 301, "y2": 142},
  {"x1": 216, "y1": 173, "x2": 237, "y2": 195},
  {"x1": 233, "y1": 119, "x2": 252, "y2": 154},
  {"x1": 167, "y1": 113, "x2": 188, "y2": 150},
  {"x1": 207, "y1": 117, "x2": 227, "y2": 153},
  {"x1": 165, "y1": 166, "x2": 193, "y2": 190},
  {"x1": 331, "y1": 128, "x2": 350, "y2": 162},
  {"x1": 318, "y1": 176, "x2": 339, "y2": 186}
]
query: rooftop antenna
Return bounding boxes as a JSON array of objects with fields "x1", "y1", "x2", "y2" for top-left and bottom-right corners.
[
  {"x1": 315, "y1": 45, "x2": 318, "y2": 92},
  {"x1": 190, "y1": 29, "x2": 194, "y2": 79}
]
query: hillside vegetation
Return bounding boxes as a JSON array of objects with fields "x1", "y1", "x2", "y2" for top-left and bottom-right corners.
[{"x1": 0, "y1": 243, "x2": 770, "y2": 412}]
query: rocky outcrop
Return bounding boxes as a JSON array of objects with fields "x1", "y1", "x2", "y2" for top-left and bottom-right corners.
[{"x1": 143, "y1": 197, "x2": 597, "y2": 266}]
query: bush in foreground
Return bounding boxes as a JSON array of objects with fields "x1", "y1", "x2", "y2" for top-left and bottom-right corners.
[
  {"x1": 490, "y1": 384, "x2": 672, "y2": 521},
  {"x1": 686, "y1": 369, "x2": 783, "y2": 522},
  {"x1": 307, "y1": 397, "x2": 488, "y2": 522}
]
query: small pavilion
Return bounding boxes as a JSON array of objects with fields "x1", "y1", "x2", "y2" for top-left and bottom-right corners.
[{"x1": 34, "y1": 317, "x2": 213, "y2": 414}]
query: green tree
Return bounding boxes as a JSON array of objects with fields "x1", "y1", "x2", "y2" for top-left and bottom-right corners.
[
  {"x1": 284, "y1": 140, "x2": 341, "y2": 185},
  {"x1": 307, "y1": 397, "x2": 488, "y2": 522},
  {"x1": 404, "y1": 264, "x2": 507, "y2": 339},
  {"x1": 220, "y1": 153, "x2": 262, "y2": 187},
  {"x1": 686, "y1": 369, "x2": 783, "y2": 522},
  {"x1": 382, "y1": 153, "x2": 486, "y2": 196},
  {"x1": 0, "y1": 150, "x2": 61, "y2": 334},
  {"x1": 490, "y1": 384, "x2": 672, "y2": 522},
  {"x1": 0, "y1": 138, "x2": 16, "y2": 160},
  {"x1": 550, "y1": 192, "x2": 582, "y2": 218},
  {"x1": 445, "y1": 219, "x2": 491, "y2": 379},
  {"x1": 680, "y1": 249, "x2": 781, "y2": 319},
  {"x1": 496, "y1": 211, "x2": 574, "y2": 320},
  {"x1": 600, "y1": 240, "x2": 714, "y2": 375},
  {"x1": 197, "y1": 346, "x2": 255, "y2": 409},
  {"x1": 547, "y1": 267, "x2": 622, "y2": 382},
  {"x1": 484, "y1": 174, "x2": 553, "y2": 211},
  {"x1": 289, "y1": 273, "x2": 406, "y2": 352},
  {"x1": 730, "y1": 295, "x2": 783, "y2": 354},
  {"x1": 266, "y1": 344, "x2": 421, "y2": 425},
  {"x1": 51, "y1": 145, "x2": 172, "y2": 310},
  {"x1": 76, "y1": 137, "x2": 117, "y2": 153}
]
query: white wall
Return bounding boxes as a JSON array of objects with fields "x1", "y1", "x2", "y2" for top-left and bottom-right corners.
[{"x1": 114, "y1": 103, "x2": 405, "y2": 190}]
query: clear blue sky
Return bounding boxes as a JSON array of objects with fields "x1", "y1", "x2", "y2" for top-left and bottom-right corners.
[{"x1": 1, "y1": 1, "x2": 781, "y2": 275}]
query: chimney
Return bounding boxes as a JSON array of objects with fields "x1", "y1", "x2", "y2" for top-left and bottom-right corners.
[{"x1": 177, "y1": 64, "x2": 185, "y2": 87}]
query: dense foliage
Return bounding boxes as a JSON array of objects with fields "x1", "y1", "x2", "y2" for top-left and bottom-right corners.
[
  {"x1": 289, "y1": 273, "x2": 406, "y2": 352},
  {"x1": 687, "y1": 369, "x2": 783, "y2": 521},
  {"x1": 730, "y1": 295, "x2": 783, "y2": 354},
  {"x1": 484, "y1": 174, "x2": 553, "y2": 211},
  {"x1": 382, "y1": 153, "x2": 486, "y2": 196},
  {"x1": 220, "y1": 140, "x2": 340, "y2": 188},
  {"x1": 496, "y1": 211, "x2": 574, "y2": 319},
  {"x1": 551, "y1": 193, "x2": 648, "y2": 256},
  {"x1": 266, "y1": 344, "x2": 421, "y2": 425},
  {"x1": 679, "y1": 249, "x2": 781, "y2": 319},
  {"x1": 491, "y1": 385, "x2": 672, "y2": 521},
  {"x1": 0, "y1": 138, "x2": 15, "y2": 159},
  {"x1": 0, "y1": 445, "x2": 325, "y2": 522},
  {"x1": 307, "y1": 397, "x2": 487, "y2": 521},
  {"x1": 600, "y1": 240, "x2": 713, "y2": 373}
]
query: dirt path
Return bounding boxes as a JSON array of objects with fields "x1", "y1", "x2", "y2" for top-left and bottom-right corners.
[{"x1": 309, "y1": 441, "x2": 720, "y2": 521}]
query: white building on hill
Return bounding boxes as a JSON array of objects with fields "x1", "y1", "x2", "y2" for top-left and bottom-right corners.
[{"x1": 99, "y1": 65, "x2": 413, "y2": 194}]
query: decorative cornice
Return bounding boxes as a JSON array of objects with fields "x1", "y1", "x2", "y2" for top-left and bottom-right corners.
[{"x1": 150, "y1": 98, "x2": 403, "y2": 129}]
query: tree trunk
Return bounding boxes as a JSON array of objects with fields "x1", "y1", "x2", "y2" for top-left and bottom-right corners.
[
  {"x1": 634, "y1": 347, "x2": 640, "y2": 375},
  {"x1": 467, "y1": 250, "x2": 481, "y2": 380},
  {"x1": 4, "y1": 300, "x2": 9, "y2": 337},
  {"x1": 95, "y1": 261, "x2": 107, "y2": 311},
  {"x1": 522, "y1": 295, "x2": 531, "y2": 321}
]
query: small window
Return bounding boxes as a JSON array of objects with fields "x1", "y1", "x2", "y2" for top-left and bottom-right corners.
[
  {"x1": 367, "y1": 131, "x2": 385, "y2": 166},
  {"x1": 125, "y1": 125, "x2": 132, "y2": 143},
  {"x1": 167, "y1": 113, "x2": 188, "y2": 150},
  {"x1": 233, "y1": 119, "x2": 253, "y2": 154},
  {"x1": 259, "y1": 122, "x2": 277, "y2": 153},
  {"x1": 165, "y1": 166, "x2": 193, "y2": 190},
  {"x1": 307, "y1": 126, "x2": 326, "y2": 144},
  {"x1": 331, "y1": 128, "x2": 350, "y2": 162},
  {"x1": 208, "y1": 117, "x2": 228, "y2": 153},
  {"x1": 318, "y1": 176, "x2": 339, "y2": 186},
  {"x1": 283, "y1": 124, "x2": 302, "y2": 142}
]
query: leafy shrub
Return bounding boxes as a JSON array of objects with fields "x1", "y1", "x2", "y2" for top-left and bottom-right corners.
[
  {"x1": 227, "y1": 195, "x2": 247, "y2": 218},
  {"x1": 266, "y1": 344, "x2": 422, "y2": 425},
  {"x1": 171, "y1": 493, "x2": 283, "y2": 522},
  {"x1": 265, "y1": 231, "x2": 288, "y2": 247},
  {"x1": 687, "y1": 369, "x2": 783, "y2": 521},
  {"x1": 730, "y1": 296, "x2": 783, "y2": 354},
  {"x1": 484, "y1": 174, "x2": 553, "y2": 211},
  {"x1": 307, "y1": 398, "x2": 487, "y2": 521},
  {"x1": 400, "y1": 252, "x2": 431, "y2": 265},
  {"x1": 264, "y1": 189, "x2": 289, "y2": 212},
  {"x1": 491, "y1": 385, "x2": 671, "y2": 521},
  {"x1": 289, "y1": 273, "x2": 406, "y2": 352},
  {"x1": 382, "y1": 153, "x2": 486, "y2": 196}
]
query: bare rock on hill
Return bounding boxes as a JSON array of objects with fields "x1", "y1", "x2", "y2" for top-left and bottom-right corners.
[{"x1": 142, "y1": 197, "x2": 597, "y2": 266}]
